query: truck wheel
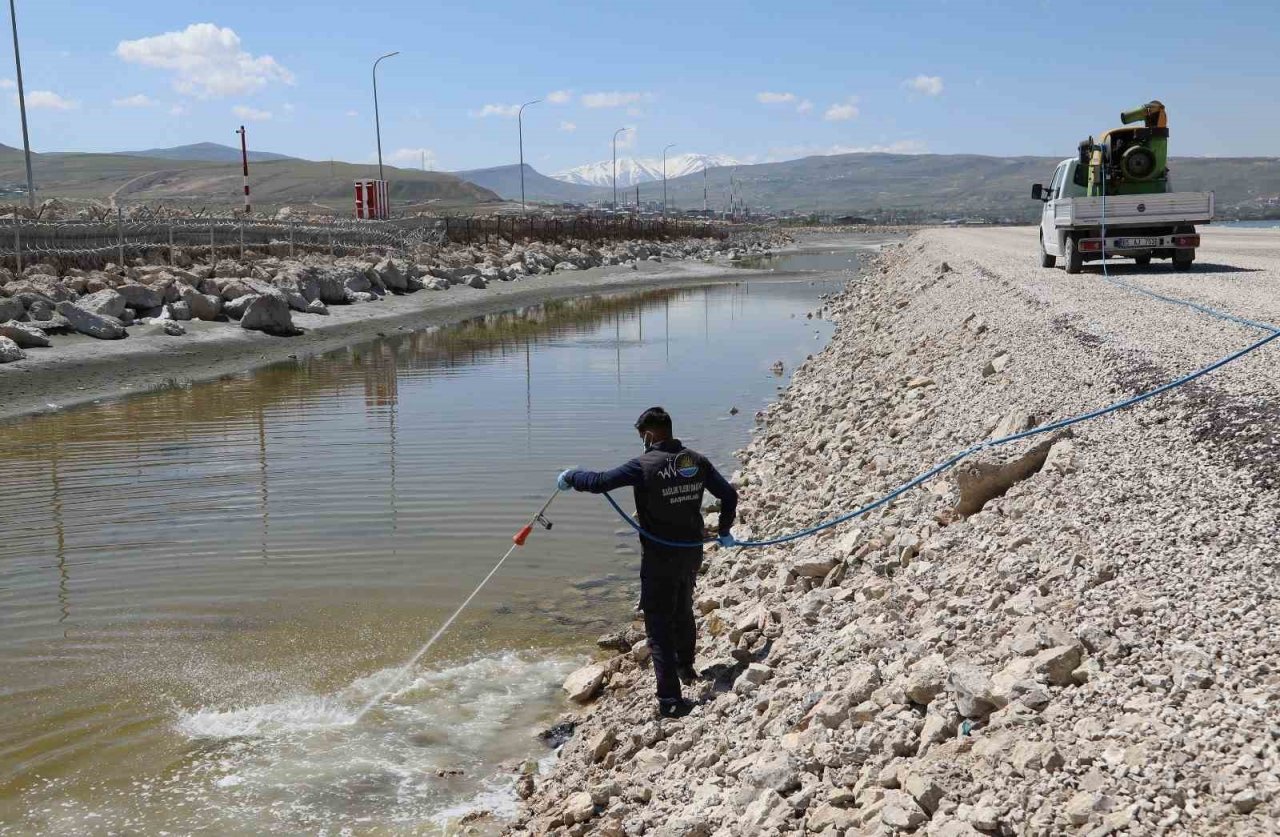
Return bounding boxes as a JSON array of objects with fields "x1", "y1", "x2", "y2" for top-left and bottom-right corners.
[
  {"x1": 1172, "y1": 250, "x2": 1194, "y2": 271},
  {"x1": 1064, "y1": 236, "x2": 1083, "y2": 274},
  {"x1": 1134, "y1": 255, "x2": 1152, "y2": 266},
  {"x1": 1039, "y1": 239, "x2": 1055, "y2": 268}
]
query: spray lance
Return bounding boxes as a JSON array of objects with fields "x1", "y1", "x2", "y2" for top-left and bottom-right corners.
[{"x1": 353, "y1": 491, "x2": 561, "y2": 721}]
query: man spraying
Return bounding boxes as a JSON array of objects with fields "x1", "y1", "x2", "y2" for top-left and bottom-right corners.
[{"x1": 558, "y1": 407, "x2": 739, "y2": 718}]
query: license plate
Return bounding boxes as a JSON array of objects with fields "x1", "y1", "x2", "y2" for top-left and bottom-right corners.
[{"x1": 1117, "y1": 237, "x2": 1160, "y2": 248}]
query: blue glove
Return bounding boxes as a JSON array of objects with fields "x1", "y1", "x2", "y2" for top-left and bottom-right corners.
[
  {"x1": 557, "y1": 469, "x2": 576, "y2": 491},
  {"x1": 717, "y1": 533, "x2": 738, "y2": 548}
]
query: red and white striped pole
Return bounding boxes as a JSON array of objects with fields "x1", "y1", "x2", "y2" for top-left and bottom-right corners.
[{"x1": 235, "y1": 125, "x2": 251, "y2": 214}]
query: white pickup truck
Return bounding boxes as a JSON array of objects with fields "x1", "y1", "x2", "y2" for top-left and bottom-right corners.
[{"x1": 1032, "y1": 157, "x2": 1214, "y2": 273}]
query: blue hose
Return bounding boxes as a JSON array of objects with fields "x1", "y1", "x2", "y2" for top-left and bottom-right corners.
[{"x1": 604, "y1": 202, "x2": 1280, "y2": 550}]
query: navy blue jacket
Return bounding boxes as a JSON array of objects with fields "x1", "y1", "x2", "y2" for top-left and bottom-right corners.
[{"x1": 567, "y1": 438, "x2": 738, "y2": 549}]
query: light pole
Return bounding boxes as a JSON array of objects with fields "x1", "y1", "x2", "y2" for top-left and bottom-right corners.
[
  {"x1": 7, "y1": 0, "x2": 34, "y2": 209},
  {"x1": 612, "y1": 127, "x2": 630, "y2": 211},
  {"x1": 372, "y1": 51, "x2": 399, "y2": 182},
  {"x1": 517, "y1": 99, "x2": 541, "y2": 215},
  {"x1": 661, "y1": 143, "x2": 676, "y2": 218}
]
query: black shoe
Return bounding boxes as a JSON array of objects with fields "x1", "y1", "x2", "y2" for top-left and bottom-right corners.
[
  {"x1": 657, "y1": 698, "x2": 695, "y2": 719},
  {"x1": 677, "y1": 665, "x2": 698, "y2": 686}
]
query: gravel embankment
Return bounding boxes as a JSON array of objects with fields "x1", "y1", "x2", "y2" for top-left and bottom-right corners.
[{"x1": 513, "y1": 227, "x2": 1280, "y2": 836}]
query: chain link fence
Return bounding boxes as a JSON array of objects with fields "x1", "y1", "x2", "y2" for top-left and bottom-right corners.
[{"x1": 0, "y1": 214, "x2": 731, "y2": 271}]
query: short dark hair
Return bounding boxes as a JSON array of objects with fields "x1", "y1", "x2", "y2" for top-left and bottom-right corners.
[{"x1": 634, "y1": 406, "x2": 673, "y2": 434}]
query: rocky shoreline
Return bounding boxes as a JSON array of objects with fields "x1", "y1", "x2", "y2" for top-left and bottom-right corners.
[
  {"x1": 0, "y1": 231, "x2": 785, "y2": 359},
  {"x1": 509, "y1": 230, "x2": 1279, "y2": 835},
  {"x1": 0, "y1": 230, "x2": 790, "y2": 421}
]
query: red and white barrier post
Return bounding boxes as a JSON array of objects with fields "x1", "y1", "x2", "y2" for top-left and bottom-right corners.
[{"x1": 235, "y1": 125, "x2": 251, "y2": 214}]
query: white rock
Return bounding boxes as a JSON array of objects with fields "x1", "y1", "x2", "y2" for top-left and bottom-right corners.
[
  {"x1": 562, "y1": 663, "x2": 605, "y2": 703},
  {"x1": 0, "y1": 335, "x2": 25, "y2": 362}
]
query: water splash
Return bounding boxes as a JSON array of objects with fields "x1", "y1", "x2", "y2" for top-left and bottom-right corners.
[{"x1": 178, "y1": 694, "x2": 359, "y2": 739}]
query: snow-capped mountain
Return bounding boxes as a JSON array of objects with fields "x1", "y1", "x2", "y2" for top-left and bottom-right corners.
[{"x1": 553, "y1": 153, "x2": 741, "y2": 188}]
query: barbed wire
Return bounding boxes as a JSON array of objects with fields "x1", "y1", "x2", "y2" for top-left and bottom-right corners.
[{"x1": 0, "y1": 215, "x2": 732, "y2": 269}]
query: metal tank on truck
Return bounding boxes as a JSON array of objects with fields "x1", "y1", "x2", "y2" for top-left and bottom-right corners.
[{"x1": 1031, "y1": 101, "x2": 1213, "y2": 273}]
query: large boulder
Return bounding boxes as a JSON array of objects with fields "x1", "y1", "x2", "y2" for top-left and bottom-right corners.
[
  {"x1": 313, "y1": 267, "x2": 352, "y2": 304},
  {"x1": 0, "y1": 335, "x2": 24, "y2": 362},
  {"x1": 0, "y1": 298, "x2": 23, "y2": 321},
  {"x1": 223, "y1": 295, "x2": 256, "y2": 320},
  {"x1": 180, "y1": 288, "x2": 222, "y2": 321},
  {"x1": 0, "y1": 321, "x2": 50, "y2": 348},
  {"x1": 55, "y1": 301, "x2": 126, "y2": 339},
  {"x1": 239, "y1": 294, "x2": 295, "y2": 335},
  {"x1": 430, "y1": 266, "x2": 477, "y2": 286},
  {"x1": 161, "y1": 301, "x2": 192, "y2": 321},
  {"x1": 374, "y1": 259, "x2": 408, "y2": 292},
  {"x1": 906, "y1": 653, "x2": 949, "y2": 705},
  {"x1": 295, "y1": 270, "x2": 321, "y2": 303},
  {"x1": 7, "y1": 277, "x2": 75, "y2": 302},
  {"x1": 949, "y1": 662, "x2": 998, "y2": 719},
  {"x1": 115, "y1": 283, "x2": 163, "y2": 311},
  {"x1": 78, "y1": 289, "x2": 127, "y2": 319},
  {"x1": 343, "y1": 271, "x2": 372, "y2": 294},
  {"x1": 213, "y1": 258, "x2": 247, "y2": 278}
]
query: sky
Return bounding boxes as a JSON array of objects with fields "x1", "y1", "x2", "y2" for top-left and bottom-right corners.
[{"x1": 3, "y1": 0, "x2": 1278, "y2": 174}]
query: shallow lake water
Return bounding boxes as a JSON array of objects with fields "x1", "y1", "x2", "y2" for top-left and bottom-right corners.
[{"x1": 0, "y1": 245, "x2": 873, "y2": 833}]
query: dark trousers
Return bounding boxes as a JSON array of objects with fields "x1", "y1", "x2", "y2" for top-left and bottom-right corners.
[{"x1": 639, "y1": 547, "x2": 701, "y2": 702}]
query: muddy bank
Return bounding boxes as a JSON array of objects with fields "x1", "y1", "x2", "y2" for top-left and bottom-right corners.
[{"x1": 512, "y1": 228, "x2": 1280, "y2": 835}]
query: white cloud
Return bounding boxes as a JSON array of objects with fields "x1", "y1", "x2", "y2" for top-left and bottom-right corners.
[
  {"x1": 387, "y1": 147, "x2": 438, "y2": 168},
  {"x1": 113, "y1": 93, "x2": 155, "y2": 107},
  {"x1": 169, "y1": 104, "x2": 188, "y2": 116},
  {"x1": 824, "y1": 98, "x2": 860, "y2": 121},
  {"x1": 756, "y1": 91, "x2": 796, "y2": 104},
  {"x1": 116, "y1": 23, "x2": 294, "y2": 98},
  {"x1": 345, "y1": 109, "x2": 359, "y2": 117},
  {"x1": 796, "y1": 99, "x2": 814, "y2": 114},
  {"x1": 25, "y1": 90, "x2": 77, "y2": 110},
  {"x1": 559, "y1": 120, "x2": 577, "y2": 132},
  {"x1": 581, "y1": 91, "x2": 651, "y2": 109},
  {"x1": 625, "y1": 106, "x2": 645, "y2": 117},
  {"x1": 905, "y1": 74, "x2": 944, "y2": 96},
  {"x1": 546, "y1": 89, "x2": 571, "y2": 104},
  {"x1": 0, "y1": 79, "x2": 15, "y2": 90},
  {"x1": 472, "y1": 103, "x2": 519, "y2": 118},
  {"x1": 232, "y1": 104, "x2": 272, "y2": 121}
]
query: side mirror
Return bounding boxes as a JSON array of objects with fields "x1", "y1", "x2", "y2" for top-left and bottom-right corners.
[{"x1": 1031, "y1": 183, "x2": 1044, "y2": 201}]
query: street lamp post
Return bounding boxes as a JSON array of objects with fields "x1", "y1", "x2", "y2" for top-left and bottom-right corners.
[
  {"x1": 662, "y1": 143, "x2": 676, "y2": 218},
  {"x1": 372, "y1": 51, "x2": 400, "y2": 182},
  {"x1": 7, "y1": 0, "x2": 34, "y2": 209},
  {"x1": 517, "y1": 99, "x2": 541, "y2": 215},
  {"x1": 612, "y1": 127, "x2": 630, "y2": 211}
]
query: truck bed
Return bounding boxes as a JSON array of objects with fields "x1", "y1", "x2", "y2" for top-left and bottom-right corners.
[{"x1": 1054, "y1": 192, "x2": 1214, "y2": 228}]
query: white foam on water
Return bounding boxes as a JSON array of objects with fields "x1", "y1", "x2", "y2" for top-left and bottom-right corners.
[
  {"x1": 178, "y1": 695, "x2": 358, "y2": 739},
  {"x1": 164, "y1": 650, "x2": 580, "y2": 831}
]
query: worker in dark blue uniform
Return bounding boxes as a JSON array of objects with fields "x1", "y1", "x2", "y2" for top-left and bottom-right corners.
[{"x1": 558, "y1": 407, "x2": 738, "y2": 718}]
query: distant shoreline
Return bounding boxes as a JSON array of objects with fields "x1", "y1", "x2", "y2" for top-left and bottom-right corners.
[
  {"x1": 0, "y1": 260, "x2": 736, "y2": 424},
  {"x1": 0, "y1": 234, "x2": 892, "y2": 424}
]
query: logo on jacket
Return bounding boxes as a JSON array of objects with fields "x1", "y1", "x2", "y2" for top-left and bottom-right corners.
[{"x1": 674, "y1": 452, "x2": 699, "y2": 479}]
